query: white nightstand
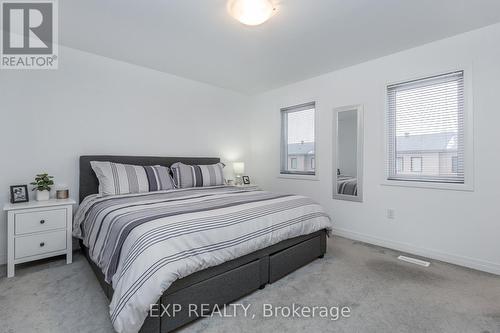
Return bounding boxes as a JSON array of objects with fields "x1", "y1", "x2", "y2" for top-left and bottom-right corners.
[{"x1": 3, "y1": 198, "x2": 76, "y2": 278}]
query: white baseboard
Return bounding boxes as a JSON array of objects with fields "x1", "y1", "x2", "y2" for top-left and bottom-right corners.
[{"x1": 333, "y1": 228, "x2": 500, "y2": 276}]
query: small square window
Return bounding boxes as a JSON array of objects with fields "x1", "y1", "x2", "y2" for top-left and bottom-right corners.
[
  {"x1": 411, "y1": 157, "x2": 422, "y2": 173},
  {"x1": 451, "y1": 156, "x2": 458, "y2": 174},
  {"x1": 396, "y1": 157, "x2": 403, "y2": 173}
]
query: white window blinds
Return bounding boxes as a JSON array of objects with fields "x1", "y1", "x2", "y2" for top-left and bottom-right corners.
[{"x1": 387, "y1": 71, "x2": 465, "y2": 183}]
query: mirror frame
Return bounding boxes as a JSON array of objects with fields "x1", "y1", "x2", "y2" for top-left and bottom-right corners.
[{"x1": 332, "y1": 104, "x2": 364, "y2": 202}]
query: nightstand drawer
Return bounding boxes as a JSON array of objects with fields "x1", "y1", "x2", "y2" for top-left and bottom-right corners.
[
  {"x1": 15, "y1": 209, "x2": 66, "y2": 235},
  {"x1": 15, "y1": 230, "x2": 67, "y2": 259}
]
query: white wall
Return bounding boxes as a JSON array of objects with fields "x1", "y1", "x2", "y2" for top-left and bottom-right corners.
[
  {"x1": 0, "y1": 46, "x2": 252, "y2": 264},
  {"x1": 249, "y1": 23, "x2": 500, "y2": 274}
]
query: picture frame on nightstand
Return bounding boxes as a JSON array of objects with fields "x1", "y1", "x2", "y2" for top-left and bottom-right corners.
[
  {"x1": 10, "y1": 185, "x2": 29, "y2": 204},
  {"x1": 242, "y1": 176, "x2": 250, "y2": 185}
]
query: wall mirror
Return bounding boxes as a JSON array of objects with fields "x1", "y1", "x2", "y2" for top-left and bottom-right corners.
[{"x1": 333, "y1": 105, "x2": 364, "y2": 202}]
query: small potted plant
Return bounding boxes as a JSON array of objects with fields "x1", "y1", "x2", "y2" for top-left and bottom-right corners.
[{"x1": 30, "y1": 173, "x2": 54, "y2": 201}]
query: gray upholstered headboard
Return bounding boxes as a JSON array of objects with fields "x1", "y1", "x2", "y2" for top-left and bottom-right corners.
[{"x1": 79, "y1": 155, "x2": 220, "y2": 203}]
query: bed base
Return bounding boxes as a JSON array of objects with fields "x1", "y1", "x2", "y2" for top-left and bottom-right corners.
[{"x1": 81, "y1": 229, "x2": 327, "y2": 333}]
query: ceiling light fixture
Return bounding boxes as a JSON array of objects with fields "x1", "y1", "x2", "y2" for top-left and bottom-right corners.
[{"x1": 228, "y1": 0, "x2": 276, "y2": 26}]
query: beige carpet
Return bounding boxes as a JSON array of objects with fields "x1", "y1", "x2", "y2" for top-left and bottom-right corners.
[{"x1": 1, "y1": 236, "x2": 499, "y2": 333}]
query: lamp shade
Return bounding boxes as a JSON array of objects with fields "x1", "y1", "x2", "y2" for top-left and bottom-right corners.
[
  {"x1": 233, "y1": 162, "x2": 245, "y2": 175},
  {"x1": 228, "y1": 0, "x2": 276, "y2": 26}
]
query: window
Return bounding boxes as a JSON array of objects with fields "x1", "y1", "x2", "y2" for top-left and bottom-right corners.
[
  {"x1": 411, "y1": 157, "x2": 422, "y2": 173},
  {"x1": 281, "y1": 102, "x2": 316, "y2": 176},
  {"x1": 387, "y1": 71, "x2": 465, "y2": 183},
  {"x1": 396, "y1": 157, "x2": 403, "y2": 173},
  {"x1": 451, "y1": 156, "x2": 458, "y2": 174},
  {"x1": 311, "y1": 157, "x2": 315, "y2": 170}
]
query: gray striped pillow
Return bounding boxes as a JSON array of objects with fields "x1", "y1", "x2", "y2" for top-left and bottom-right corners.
[
  {"x1": 90, "y1": 161, "x2": 175, "y2": 196},
  {"x1": 171, "y1": 162, "x2": 225, "y2": 188}
]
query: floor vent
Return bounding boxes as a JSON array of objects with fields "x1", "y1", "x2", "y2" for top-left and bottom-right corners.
[{"x1": 397, "y1": 255, "x2": 430, "y2": 267}]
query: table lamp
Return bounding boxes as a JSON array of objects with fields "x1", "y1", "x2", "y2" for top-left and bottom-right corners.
[{"x1": 233, "y1": 162, "x2": 245, "y2": 185}]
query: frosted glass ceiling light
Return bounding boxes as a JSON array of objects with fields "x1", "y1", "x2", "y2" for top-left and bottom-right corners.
[{"x1": 228, "y1": 0, "x2": 276, "y2": 26}]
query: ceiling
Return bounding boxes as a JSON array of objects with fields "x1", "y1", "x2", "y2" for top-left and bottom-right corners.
[{"x1": 60, "y1": 0, "x2": 500, "y2": 94}]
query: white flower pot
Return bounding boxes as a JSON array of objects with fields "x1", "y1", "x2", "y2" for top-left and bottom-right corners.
[{"x1": 36, "y1": 190, "x2": 50, "y2": 201}]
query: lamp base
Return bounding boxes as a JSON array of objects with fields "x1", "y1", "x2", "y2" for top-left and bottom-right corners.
[{"x1": 235, "y1": 175, "x2": 243, "y2": 185}]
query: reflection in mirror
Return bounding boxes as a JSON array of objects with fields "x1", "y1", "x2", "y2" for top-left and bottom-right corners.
[
  {"x1": 333, "y1": 105, "x2": 363, "y2": 202},
  {"x1": 338, "y1": 111, "x2": 358, "y2": 195}
]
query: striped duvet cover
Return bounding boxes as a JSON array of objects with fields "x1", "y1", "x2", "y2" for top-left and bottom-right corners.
[
  {"x1": 74, "y1": 186, "x2": 332, "y2": 333},
  {"x1": 337, "y1": 176, "x2": 358, "y2": 196}
]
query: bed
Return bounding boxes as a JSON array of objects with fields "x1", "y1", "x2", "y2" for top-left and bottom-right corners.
[
  {"x1": 76, "y1": 155, "x2": 332, "y2": 333},
  {"x1": 337, "y1": 176, "x2": 358, "y2": 196}
]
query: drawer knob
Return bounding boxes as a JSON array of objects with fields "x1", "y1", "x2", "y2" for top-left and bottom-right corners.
[
  {"x1": 39, "y1": 242, "x2": 45, "y2": 247},
  {"x1": 40, "y1": 220, "x2": 45, "y2": 224}
]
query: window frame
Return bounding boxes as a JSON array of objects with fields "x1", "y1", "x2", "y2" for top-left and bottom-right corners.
[
  {"x1": 382, "y1": 68, "x2": 474, "y2": 191},
  {"x1": 280, "y1": 101, "x2": 317, "y2": 179}
]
